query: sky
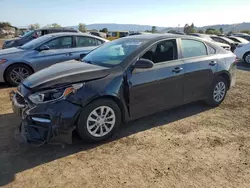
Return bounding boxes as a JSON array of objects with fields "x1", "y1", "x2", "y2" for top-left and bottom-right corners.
[{"x1": 0, "y1": 0, "x2": 249, "y2": 27}]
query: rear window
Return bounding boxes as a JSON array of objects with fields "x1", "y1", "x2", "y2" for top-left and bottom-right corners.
[
  {"x1": 76, "y1": 36, "x2": 103, "y2": 47},
  {"x1": 181, "y1": 39, "x2": 207, "y2": 58}
]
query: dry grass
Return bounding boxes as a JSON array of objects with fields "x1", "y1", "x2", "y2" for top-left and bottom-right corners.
[{"x1": 0, "y1": 67, "x2": 250, "y2": 188}]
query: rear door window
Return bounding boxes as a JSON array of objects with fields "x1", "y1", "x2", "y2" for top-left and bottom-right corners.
[
  {"x1": 76, "y1": 36, "x2": 99, "y2": 47},
  {"x1": 181, "y1": 39, "x2": 207, "y2": 58},
  {"x1": 44, "y1": 36, "x2": 73, "y2": 49}
]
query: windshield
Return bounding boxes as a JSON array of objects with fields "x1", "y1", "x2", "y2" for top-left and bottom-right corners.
[
  {"x1": 221, "y1": 37, "x2": 235, "y2": 43},
  {"x1": 20, "y1": 35, "x2": 53, "y2": 50},
  {"x1": 20, "y1": 30, "x2": 34, "y2": 38},
  {"x1": 235, "y1": 37, "x2": 249, "y2": 44},
  {"x1": 83, "y1": 38, "x2": 146, "y2": 67}
]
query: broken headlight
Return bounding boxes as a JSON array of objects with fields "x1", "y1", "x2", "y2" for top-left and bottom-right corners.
[{"x1": 28, "y1": 83, "x2": 84, "y2": 104}]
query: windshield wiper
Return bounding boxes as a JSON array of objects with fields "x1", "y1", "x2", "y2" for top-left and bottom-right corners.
[
  {"x1": 85, "y1": 60, "x2": 93, "y2": 64},
  {"x1": 83, "y1": 60, "x2": 98, "y2": 65}
]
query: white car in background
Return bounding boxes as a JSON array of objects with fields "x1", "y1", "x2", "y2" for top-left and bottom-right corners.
[
  {"x1": 189, "y1": 33, "x2": 231, "y2": 51},
  {"x1": 234, "y1": 43, "x2": 250, "y2": 64}
]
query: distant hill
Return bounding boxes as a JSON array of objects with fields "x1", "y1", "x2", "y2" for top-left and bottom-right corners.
[
  {"x1": 69, "y1": 22, "x2": 250, "y2": 33},
  {"x1": 198, "y1": 22, "x2": 250, "y2": 33},
  {"x1": 70, "y1": 23, "x2": 169, "y2": 32}
]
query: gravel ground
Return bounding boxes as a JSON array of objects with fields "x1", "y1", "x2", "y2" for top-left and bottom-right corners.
[{"x1": 0, "y1": 65, "x2": 249, "y2": 188}]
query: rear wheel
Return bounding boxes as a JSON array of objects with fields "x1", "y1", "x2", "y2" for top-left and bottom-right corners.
[
  {"x1": 243, "y1": 52, "x2": 250, "y2": 64},
  {"x1": 77, "y1": 99, "x2": 121, "y2": 142},
  {"x1": 5, "y1": 64, "x2": 33, "y2": 86},
  {"x1": 205, "y1": 76, "x2": 228, "y2": 107}
]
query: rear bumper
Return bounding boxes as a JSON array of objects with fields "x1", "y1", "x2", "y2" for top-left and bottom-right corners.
[
  {"x1": 234, "y1": 48, "x2": 246, "y2": 60},
  {"x1": 11, "y1": 92, "x2": 81, "y2": 146},
  {"x1": 229, "y1": 64, "x2": 236, "y2": 88}
]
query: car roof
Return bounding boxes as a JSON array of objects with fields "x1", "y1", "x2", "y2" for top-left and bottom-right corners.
[
  {"x1": 44, "y1": 32, "x2": 109, "y2": 41},
  {"x1": 125, "y1": 33, "x2": 204, "y2": 42},
  {"x1": 36, "y1": 27, "x2": 77, "y2": 31}
]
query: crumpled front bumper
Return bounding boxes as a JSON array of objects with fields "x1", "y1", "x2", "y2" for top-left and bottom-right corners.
[{"x1": 11, "y1": 91, "x2": 81, "y2": 146}]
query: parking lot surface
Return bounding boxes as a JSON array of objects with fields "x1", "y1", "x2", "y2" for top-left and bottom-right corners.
[{"x1": 0, "y1": 65, "x2": 250, "y2": 188}]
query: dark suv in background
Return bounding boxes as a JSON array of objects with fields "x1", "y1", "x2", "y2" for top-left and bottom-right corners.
[{"x1": 2, "y1": 27, "x2": 79, "y2": 49}]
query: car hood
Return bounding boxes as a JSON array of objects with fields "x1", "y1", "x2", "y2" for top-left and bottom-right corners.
[
  {"x1": 0, "y1": 47, "x2": 25, "y2": 56},
  {"x1": 22, "y1": 60, "x2": 111, "y2": 90}
]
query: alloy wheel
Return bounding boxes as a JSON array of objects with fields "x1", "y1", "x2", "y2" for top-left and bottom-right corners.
[
  {"x1": 213, "y1": 81, "x2": 226, "y2": 102},
  {"x1": 245, "y1": 54, "x2": 250, "y2": 64},
  {"x1": 86, "y1": 106, "x2": 116, "y2": 137},
  {"x1": 10, "y1": 67, "x2": 30, "y2": 84}
]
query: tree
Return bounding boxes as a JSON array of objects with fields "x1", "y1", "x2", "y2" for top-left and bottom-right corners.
[
  {"x1": 152, "y1": 26, "x2": 157, "y2": 33},
  {"x1": 219, "y1": 28, "x2": 224, "y2": 34},
  {"x1": 191, "y1": 23, "x2": 194, "y2": 29},
  {"x1": 183, "y1": 23, "x2": 196, "y2": 34},
  {"x1": 0, "y1": 22, "x2": 11, "y2": 29},
  {"x1": 205, "y1": 28, "x2": 221, "y2": 35},
  {"x1": 78, "y1": 23, "x2": 87, "y2": 32},
  {"x1": 29, "y1": 24, "x2": 35, "y2": 30},
  {"x1": 167, "y1": 29, "x2": 177, "y2": 34},
  {"x1": 43, "y1": 24, "x2": 52, "y2": 28},
  {"x1": 100, "y1": 28, "x2": 108, "y2": 33},
  {"x1": 29, "y1": 23, "x2": 40, "y2": 30},
  {"x1": 184, "y1": 24, "x2": 190, "y2": 34},
  {"x1": 51, "y1": 23, "x2": 61, "y2": 28},
  {"x1": 34, "y1": 23, "x2": 40, "y2": 29},
  {"x1": 197, "y1": 29, "x2": 204, "y2": 34}
]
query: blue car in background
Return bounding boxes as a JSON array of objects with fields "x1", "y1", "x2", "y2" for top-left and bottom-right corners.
[
  {"x1": 0, "y1": 32, "x2": 109, "y2": 85},
  {"x1": 2, "y1": 27, "x2": 79, "y2": 49}
]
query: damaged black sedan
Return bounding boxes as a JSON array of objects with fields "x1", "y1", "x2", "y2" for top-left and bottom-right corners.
[{"x1": 11, "y1": 34, "x2": 236, "y2": 146}]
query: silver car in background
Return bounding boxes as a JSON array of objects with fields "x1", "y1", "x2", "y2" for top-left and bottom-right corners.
[{"x1": 0, "y1": 32, "x2": 109, "y2": 85}]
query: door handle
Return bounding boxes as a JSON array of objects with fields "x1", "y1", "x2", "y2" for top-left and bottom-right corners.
[
  {"x1": 172, "y1": 67, "x2": 183, "y2": 73},
  {"x1": 209, "y1": 61, "x2": 217, "y2": 66}
]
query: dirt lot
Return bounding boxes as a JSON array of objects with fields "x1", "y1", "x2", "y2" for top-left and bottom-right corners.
[{"x1": 0, "y1": 64, "x2": 250, "y2": 188}]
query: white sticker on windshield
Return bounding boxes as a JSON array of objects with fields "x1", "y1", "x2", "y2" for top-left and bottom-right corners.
[{"x1": 123, "y1": 42, "x2": 142, "y2": 46}]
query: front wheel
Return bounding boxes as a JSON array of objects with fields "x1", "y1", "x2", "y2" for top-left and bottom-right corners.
[
  {"x1": 5, "y1": 64, "x2": 33, "y2": 86},
  {"x1": 243, "y1": 52, "x2": 250, "y2": 64},
  {"x1": 205, "y1": 76, "x2": 228, "y2": 107},
  {"x1": 77, "y1": 99, "x2": 121, "y2": 142}
]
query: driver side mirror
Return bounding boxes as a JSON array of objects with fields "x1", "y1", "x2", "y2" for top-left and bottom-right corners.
[
  {"x1": 38, "y1": 45, "x2": 50, "y2": 51},
  {"x1": 132, "y1": 58, "x2": 154, "y2": 69}
]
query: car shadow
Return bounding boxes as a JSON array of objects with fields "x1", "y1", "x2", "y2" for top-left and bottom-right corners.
[
  {"x1": 0, "y1": 101, "x2": 211, "y2": 186},
  {"x1": 237, "y1": 61, "x2": 250, "y2": 71},
  {"x1": 0, "y1": 83, "x2": 10, "y2": 89}
]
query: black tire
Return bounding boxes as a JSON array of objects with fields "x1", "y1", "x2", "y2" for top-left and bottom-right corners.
[
  {"x1": 5, "y1": 64, "x2": 33, "y2": 86},
  {"x1": 205, "y1": 76, "x2": 228, "y2": 107},
  {"x1": 243, "y1": 52, "x2": 250, "y2": 64},
  {"x1": 77, "y1": 99, "x2": 121, "y2": 143}
]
